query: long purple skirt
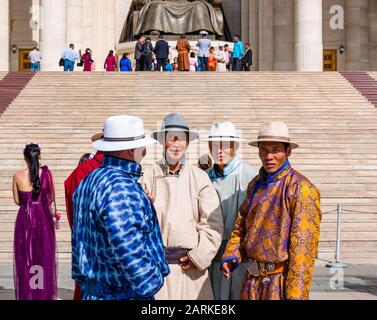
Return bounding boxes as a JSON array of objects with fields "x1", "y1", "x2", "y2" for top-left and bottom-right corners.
[{"x1": 13, "y1": 190, "x2": 57, "y2": 300}]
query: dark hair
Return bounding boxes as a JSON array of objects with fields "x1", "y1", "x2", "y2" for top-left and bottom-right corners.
[
  {"x1": 79, "y1": 153, "x2": 92, "y2": 165},
  {"x1": 146, "y1": 37, "x2": 152, "y2": 41},
  {"x1": 23, "y1": 144, "x2": 41, "y2": 199},
  {"x1": 159, "y1": 34, "x2": 164, "y2": 39},
  {"x1": 69, "y1": 43, "x2": 75, "y2": 48},
  {"x1": 86, "y1": 48, "x2": 91, "y2": 54},
  {"x1": 122, "y1": 53, "x2": 128, "y2": 59},
  {"x1": 190, "y1": 52, "x2": 196, "y2": 58},
  {"x1": 246, "y1": 43, "x2": 250, "y2": 46},
  {"x1": 234, "y1": 34, "x2": 240, "y2": 38},
  {"x1": 108, "y1": 50, "x2": 114, "y2": 57}
]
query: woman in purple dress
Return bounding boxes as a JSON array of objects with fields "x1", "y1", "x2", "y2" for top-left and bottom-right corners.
[
  {"x1": 81, "y1": 48, "x2": 94, "y2": 72},
  {"x1": 104, "y1": 50, "x2": 118, "y2": 72},
  {"x1": 12, "y1": 143, "x2": 58, "y2": 300}
]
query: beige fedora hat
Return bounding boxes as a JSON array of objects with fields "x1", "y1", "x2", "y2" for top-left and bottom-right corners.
[{"x1": 249, "y1": 121, "x2": 299, "y2": 149}]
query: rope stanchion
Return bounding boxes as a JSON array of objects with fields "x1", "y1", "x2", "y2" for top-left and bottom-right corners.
[{"x1": 326, "y1": 204, "x2": 348, "y2": 269}]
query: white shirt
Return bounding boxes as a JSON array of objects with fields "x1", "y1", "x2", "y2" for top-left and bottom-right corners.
[{"x1": 28, "y1": 50, "x2": 42, "y2": 63}]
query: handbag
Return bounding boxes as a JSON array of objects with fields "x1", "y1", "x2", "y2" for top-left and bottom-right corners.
[
  {"x1": 59, "y1": 58, "x2": 64, "y2": 67},
  {"x1": 77, "y1": 57, "x2": 84, "y2": 67}
]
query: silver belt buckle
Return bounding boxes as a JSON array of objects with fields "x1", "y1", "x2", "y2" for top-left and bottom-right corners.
[
  {"x1": 247, "y1": 260, "x2": 260, "y2": 277},
  {"x1": 266, "y1": 263, "x2": 275, "y2": 272}
]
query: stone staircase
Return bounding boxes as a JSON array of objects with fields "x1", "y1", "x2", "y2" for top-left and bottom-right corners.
[
  {"x1": 0, "y1": 72, "x2": 35, "y2": 115},
  {"x1": 0, "y1": 72, "x2": 377, "y2": 265},
  {"x1": 341, "y1": 72, "x2": 377, "y2": 107}
]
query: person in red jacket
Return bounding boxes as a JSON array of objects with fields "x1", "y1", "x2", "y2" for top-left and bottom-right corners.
[{"x1": 64, "y1": 133, "x2": 104, "y2": 300}]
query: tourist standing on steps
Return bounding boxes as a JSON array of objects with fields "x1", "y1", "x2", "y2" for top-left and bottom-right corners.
[
  {"x1": 135, "y1": 35, "x2": 146, "y2": 71},
  {"x1": 189, "y1": 52, "x2": 197, "y2": 72},
  {"x1": 104, "y1": 50, "x2": 118, "y2": 72},
  {"x1": 119, "y1": 53, "x2": 133, "y2": 72},
  {"x1": 81, "y1": 48, "x2": 94, "y2": 72},
  {"x1": 141, "y1": 113, "x2": 223, "y2": 300},
  {"x1": 208, "y1": 47, "x2": 217, "y2": 71},
  {"x1": 231, "y1": 35, "x2": 244, "y2": 72},
  {"x1": 28, "y1": 47, "x2": 42, "y2": 72},
  {"x1": 173, "y1": 57, "x2": 179, "y2": 72},
  {"x1": 154, "y1": 34, "x2": 169, "y2": 71},
  {"x1": 222, "y1": 122, "x2": 322, "y2": 300},
  {"x1": 224, "y1": 44, "x2": 232, "y2": 71},
  {"x1": 242, "y1": 43, "x2": 252, "y2": 72},
  {"x1": 72, "y1": 116, "x2": 169, "y2": 300},
  {"x1": 143, "y1": 37, "x2": 154, "y2": 71},
  {"x1": 216, "y1": 45, "x2": 227, "y2": 72},
  {"x1": 176, "y1": 34, "x2": 191, "y2": 71},
  {"x1": 61, "y1": 43, "x2": 80, "y2": 72},
  {"x1": 205, "y1": 122, "x2": 258, "y2": 300},
  {"x1": 196, "y1": 30, "x2": 211, "y2": 71},
  {"x1": 13, "y1": 143, "x2": 59, "y2": 300}
]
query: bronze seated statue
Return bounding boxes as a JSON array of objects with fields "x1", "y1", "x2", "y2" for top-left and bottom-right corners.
[{"x1": 120, "y1": 0, "x2": 231, "y2": 42}]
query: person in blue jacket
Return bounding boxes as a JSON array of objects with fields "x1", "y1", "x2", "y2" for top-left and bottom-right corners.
[
  {"x1": 119, "y1": 53, "x2": 132, "y2": 72},
  {"x1": 72, "y1": 115, "x2": 170, "y2": 300},
  {"x1": 232, "y1": 34, "x2": 244, "y2": 72}
]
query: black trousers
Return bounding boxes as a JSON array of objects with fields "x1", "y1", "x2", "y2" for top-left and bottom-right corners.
[
  {"x1": 243, "y1": 63, "x2": 251, "y2": 71},
  {"x1": 157, "y1": 58, "x2": 167, "y2": 71},
  {"x1": 135, "y1": 57, "x2": 145, "y2": 71},
  {"x1": 144, "y1": 54, "x2": 153, "y2": 71}
]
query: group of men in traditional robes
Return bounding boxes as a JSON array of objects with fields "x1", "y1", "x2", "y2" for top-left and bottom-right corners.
[{"x1": 65, "y1": 112, "x2": 321, "y2": 300}]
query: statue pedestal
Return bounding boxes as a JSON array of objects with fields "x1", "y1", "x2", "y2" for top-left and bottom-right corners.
[{"x1": 116, "y1": 40, "x2": 233, "y2": 66}]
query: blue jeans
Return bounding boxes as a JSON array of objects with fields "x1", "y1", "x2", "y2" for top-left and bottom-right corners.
[
  {"x1": 198, "y1": 56, "x2": 208, "y2": 71},
  {"x1": 31, "y1": 62, "x2": 40, "y2": 72},
  {"x1": 232, "y1": 58, "x2": 242, "y2": 71},
  {"x1": 64, "y1": 60, "x2": 75, "y2": 72}
]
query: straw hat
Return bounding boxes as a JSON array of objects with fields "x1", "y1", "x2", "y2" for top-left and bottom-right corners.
[{"x1": 249, "y1": 121, "x2": 299, "y2": 149}]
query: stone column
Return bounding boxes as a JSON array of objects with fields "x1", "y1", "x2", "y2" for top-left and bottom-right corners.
[
  {"x1": 295, "y1": 0, "x2": 323, "y2": 71},
  {"x1": 345, "y1": 0, "x2": 369, "y2": 70},
  {"x1": 369, "y1": 0, "x2": 377, "y2": 70},
  {"x1": 39, "y1": 0, "x2": 67, "y2": 71},
  {"x1": 241, "y1": 0, "x2": 249, "y2": 41},
  {"x1": 248, "y1": 0, "x2": 259, "y2": 70},
  {"x1": 273, "y1": 0, "x2": 295, "y2": 71},
  {"x1": 258, "y1": 0, "x2": 274, "y2": 70},
  {"x1": 0, "y1": 0, "x2": 9, "y2": 71},
  {"x1": 67, "y1": 0, "x2": 83, "y2": 52}
]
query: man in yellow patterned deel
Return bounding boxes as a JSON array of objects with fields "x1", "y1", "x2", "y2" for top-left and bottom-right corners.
[{"x1": 221, "y1": 121, "x2": 322, "y2": 300}]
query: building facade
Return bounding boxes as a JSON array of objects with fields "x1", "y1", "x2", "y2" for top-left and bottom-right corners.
[{"x1": 0, "y1": 0, "x2": 376, "y2": 72}]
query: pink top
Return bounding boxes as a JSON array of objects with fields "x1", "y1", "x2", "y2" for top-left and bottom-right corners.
[
  {"x1": 104, "y1": 55, "x2": 117, "y2": 72},
  {"x1": 224, "y1": 51, "x2": 231, "y2": 64},
  {"x1": 189, "y1": 58, "x2": 197, "y2": 72}
]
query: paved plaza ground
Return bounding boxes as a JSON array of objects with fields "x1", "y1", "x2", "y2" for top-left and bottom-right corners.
[{"x1": 0, "y1": 261, "x2": 376, "y2": 300}]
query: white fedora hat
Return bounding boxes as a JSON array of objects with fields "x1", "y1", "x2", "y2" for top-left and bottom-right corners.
[
  {"x1": 204, "y1": 122, "x2": 244, "y2": 142},
  {"x1": 249, "y1": 121, "x2": 299, "y2": 149},
  {"x1": 92, "y1": 115, "x2": 156, "y2": 152}
]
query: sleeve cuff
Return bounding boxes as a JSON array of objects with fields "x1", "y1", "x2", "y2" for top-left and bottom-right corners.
[{"x1": 221, "y1": 256, "x2": 240, "y2": 269}]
